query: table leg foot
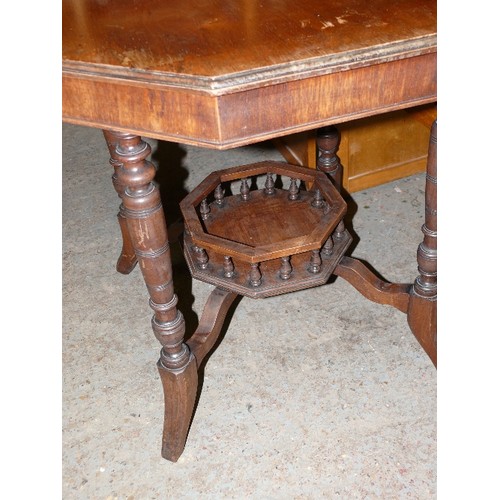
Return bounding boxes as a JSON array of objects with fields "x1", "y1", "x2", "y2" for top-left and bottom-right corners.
[
  {"x1": 156, "y1": 287, "x2": 238, "y2": 461},
  {"x1": 157, "y1": 352, "x2": 198, "y2": 462},
  {"x1": 408, "y1": 293, "x2": 437, "y2": 366}
]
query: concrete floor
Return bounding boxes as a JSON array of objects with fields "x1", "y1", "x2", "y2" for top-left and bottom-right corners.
[{"x1": 62, "y1": 123, "x2": 436, "y2": 499}]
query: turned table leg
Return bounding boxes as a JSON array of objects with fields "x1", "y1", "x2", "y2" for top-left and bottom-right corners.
[
  {"x1": 407, "y1": 120, "x2": 437, "y2": 366},
  {"x1": 316, "y1": 125, "x2": 343, "y2": 191},
  {"x1": 105, "y1": 130, "x2": 198, "y2": 461},
  {"x1": 103, "y1": 130, "x2": 138, "y2": 275},
  {"x1": 323, "y1": 121, "x2": 437, "y2": 367},
  {"x1": 316, "y1": 126, "x2": 347, "y2": 244}
]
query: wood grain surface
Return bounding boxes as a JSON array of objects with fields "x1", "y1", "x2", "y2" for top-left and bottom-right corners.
[{"x1": 62, "y1": 0, "x2": 436, "y2": 148}]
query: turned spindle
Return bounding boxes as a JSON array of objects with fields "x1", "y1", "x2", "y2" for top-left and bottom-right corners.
[
  {"x1": 264, "y1": 172, "x2": 275, "y2": 195},
  {"x1": 316, "y1": 125, "x2": 345, "y2": 243},
  {"x1": 311, "y1": 188, "x2": 324, "y2": 208},
  {"x1": 322, "y1": 235, "x2": 334, "y2": 256},
  {"x1": 334, "y1": 220, "x2": 345, "y2": 238},
  {"x1": 279, "y1": 256, "x2": 292, "y2": 280},
  {"x1": 214, "y1": 184, "x2": 225, "y2": 206},
  {"x1": 308, "y1": 249, "x2": 322, "y2": 273},
  {"x1": 249, "y1": 263, "x2": 262, "y2": 286},
  {"x1": 194, "y1": 245, "x2": 209, "y2": 269},
  {"x1": 200, "y1": 198, "x2": 210, "y2": 220},
  {"x1": 288, "y1": 178, "x2": 299, "y2": 200},
  {"x1": 223, "y1": 256, "x2": 235, "y2": 278},
  {"x1": 240, "y1": 178, "x2": 250, "y2": 200}
]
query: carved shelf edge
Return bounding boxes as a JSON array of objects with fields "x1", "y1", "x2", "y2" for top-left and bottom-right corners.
[{"x1": 183, "y1": 230, "x2": 352, "y2": 299}]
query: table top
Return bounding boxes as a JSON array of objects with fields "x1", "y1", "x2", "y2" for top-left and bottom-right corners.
[{"x1": 63, "y1": 0, "x2": 437, "y2": 148}]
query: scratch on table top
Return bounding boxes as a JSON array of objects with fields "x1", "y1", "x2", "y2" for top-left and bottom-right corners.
[{"x1": 320, "y1": 20, "x2": 335, "y2": 29}]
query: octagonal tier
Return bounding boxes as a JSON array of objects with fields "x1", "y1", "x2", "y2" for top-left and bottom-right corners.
[{"x1": 180, "y1": 161, "x2": 352, "y2": 298}]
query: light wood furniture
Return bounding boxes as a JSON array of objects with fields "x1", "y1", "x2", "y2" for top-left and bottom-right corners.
[{"x1": 63, "y1": 0, "x2": 437, "y2": 462}]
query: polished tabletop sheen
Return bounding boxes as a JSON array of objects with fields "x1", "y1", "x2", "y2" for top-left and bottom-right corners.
[
  {"x1": 62, "y1": 0, "x2": 437, "y2": 147},
  {"x1": 63, "y1": 0, "x2": 436, "y2": 82}
]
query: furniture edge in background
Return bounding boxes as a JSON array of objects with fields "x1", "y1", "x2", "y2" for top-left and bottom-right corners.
[{"x1": 274, "y1": 103, "x2": 437, "y2": 192}]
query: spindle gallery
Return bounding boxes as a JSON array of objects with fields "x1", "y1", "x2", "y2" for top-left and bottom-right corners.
[{"x1": 180, "y1": 161, "x2": 352, "y2": 299}]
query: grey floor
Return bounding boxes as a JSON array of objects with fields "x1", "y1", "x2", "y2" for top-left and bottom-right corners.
[{"x1": 62, "y1": 123, "x2": 436, "y2": 499}]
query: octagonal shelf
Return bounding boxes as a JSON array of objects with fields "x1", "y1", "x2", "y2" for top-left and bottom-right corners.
[{"x1": 180, "y1": 161, "x2": 352, "y2": 298}]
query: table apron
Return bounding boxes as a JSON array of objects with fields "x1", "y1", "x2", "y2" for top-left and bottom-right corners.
[{"x1": 62, "y1": 52, "x2": 436, "y2": 149}]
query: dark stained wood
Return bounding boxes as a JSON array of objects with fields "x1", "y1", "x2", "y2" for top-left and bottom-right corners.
[
  {"x1": 208, "y1": 190, "x2": 326, "y2": 249},
  {"x1": 62, "y1": 0, "x2": 437, "y2": 462},
  {"x1": 102, "y1": 130, "x2": 138, "y2": 274},
  {"x1": 180, "y1": 161, "x2": 347, "y2": 264},
  {"x1": 408, "y1": 120, "x2": 437, "y2": 367},
  {"x1": 332, "y1": 122, "x2": 437, "y2": 366},
  {"x1": 316, "y1": 126, "x2": 342, "y2": 190},
  {"x1": 223, "y1": 255, "x2": 235, "y2": 278},
  {"x1": 308, "y1": 249, "x2": 322, "y2": 274},
  {"x1": 334, "y1": 256, "x2": 411, "y2": 314},
  {"x1": 157, "y1": 359, "x2": 198, "y2": 462},
  {"x1": 187, "y1": 288, "x2": 239, "y2": 367},
  {"x1": 194, "y1": 245, "x2": 209, "y2": 270},
  {"x1": 160, "y1": 287, "x2": 238, "y2": 460},
  {"x1": 279, "y1": 256, "x2": 292, "y2": 280},
  {"x1": 107, "y1": 130, "x2": 198, "y2": 462},
  {"x1": 62, "y1": 0, "x2": 436, "y2": 148},
  {"x1": 264, "y1": 173, "x2": 275, "y2": 196},
  {"x1": 183, "y1": 230, "x2": 352, "y2": 299},
  {"x1": 180, "y1": 161, "x2": 352, "y2": 298},
  {"x1": 288, "y1": 178, "x2": 299, "y2": 200}
]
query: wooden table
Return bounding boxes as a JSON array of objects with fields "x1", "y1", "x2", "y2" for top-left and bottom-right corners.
[{"x1": 63, "y1": 0, "x2": 437, "y2": 462}]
